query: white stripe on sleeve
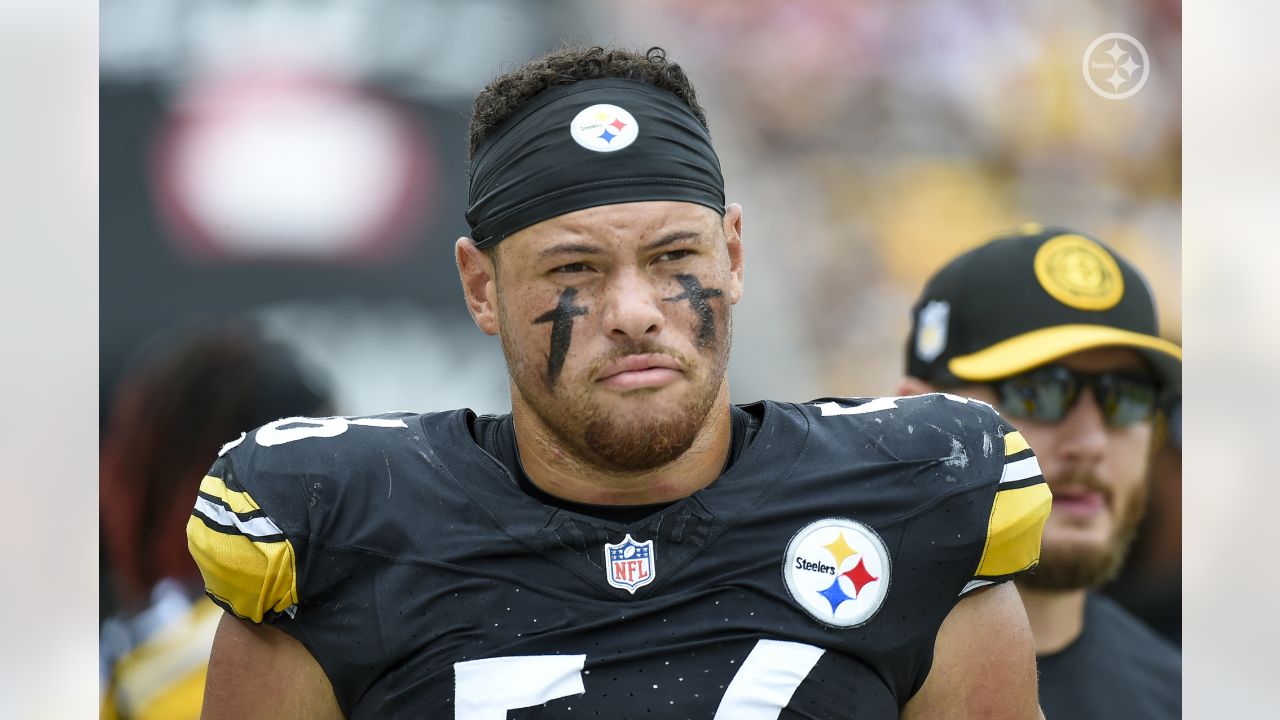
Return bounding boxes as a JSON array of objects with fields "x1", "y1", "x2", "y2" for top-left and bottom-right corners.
[
  {"x1": 194, "y1": 496, "x2": 285, "y2": 540},
  {"x1": 1000, "y1": 456, "x2": 1042, "y2": 484}
]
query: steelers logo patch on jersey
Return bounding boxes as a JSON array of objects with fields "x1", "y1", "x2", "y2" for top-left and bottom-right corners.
[
  {"x1": 782, "y1": 518, "x2": 890, "y2": 628},
  {"x1": 569, "y1": 104, "x2": 640, "y2": 152}
]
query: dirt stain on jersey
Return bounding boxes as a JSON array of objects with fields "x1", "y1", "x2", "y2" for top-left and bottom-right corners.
[{"x1": 942, "y1": 437, "x2": 969, "y2": 469}]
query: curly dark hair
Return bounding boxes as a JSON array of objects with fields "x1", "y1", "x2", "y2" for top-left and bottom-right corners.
[{"x1": 468, "y1": 45, "x2": 708, "y2": 159}]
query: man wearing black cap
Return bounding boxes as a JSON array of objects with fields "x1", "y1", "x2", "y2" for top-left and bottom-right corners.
[
  {"x1": 899, "y1": 226, "x2": 1182, "y2": 719},
  {"x1": 188, "y1": 47, "x2": 1050, "y2": 719}
]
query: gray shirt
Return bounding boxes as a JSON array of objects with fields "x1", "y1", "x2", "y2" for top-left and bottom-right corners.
[{"x1": 1038, "y1": 592, "x2": 1181, "y2": 719}]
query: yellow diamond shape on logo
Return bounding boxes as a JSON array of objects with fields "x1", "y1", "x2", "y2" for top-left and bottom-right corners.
[{"x1": 823, "y1": 532, "x2": 859, "y2": 568}]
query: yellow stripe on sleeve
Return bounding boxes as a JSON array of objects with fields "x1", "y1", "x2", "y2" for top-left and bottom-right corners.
[
  {"x1": 186, "y1": 515, "x2": 298, "y2": 623},
  {"x1": 199, "y1": 474, "x2": 262, "y2": 514},
  {"x1": 975, "y1": 483, "x2": 1052, "y2": 577},
  {"x1": 1003, "y1": 431, "x2": 1030, "y2": 456}
]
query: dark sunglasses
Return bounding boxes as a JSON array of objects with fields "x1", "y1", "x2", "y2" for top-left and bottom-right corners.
[{"x1": 991, "y1": 365, "x2": 1159, "y2": 427}]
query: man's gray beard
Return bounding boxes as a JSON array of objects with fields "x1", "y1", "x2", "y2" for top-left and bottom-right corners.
[{"x1": 1018, "y1": 481, "x2": 1149, "y2": 591}]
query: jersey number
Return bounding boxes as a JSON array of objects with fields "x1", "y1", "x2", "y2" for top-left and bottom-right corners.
[
  {"x1": 254, "y1": 415, "x2": 407, "y2": 447},
  {"x1": 452, "y1": 639, "x2": 825, "y2": 720},
  {"x1": 218, "y1": 415, "x2": 410, "y2": 456}
]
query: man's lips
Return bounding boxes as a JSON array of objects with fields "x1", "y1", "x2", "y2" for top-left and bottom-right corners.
[
  {"x1": 1050, "y1": 487, "x2": 1107, "y2": 517},
  {"x1": 596, "y1": 354, "x2": 684, "y2": 389}
]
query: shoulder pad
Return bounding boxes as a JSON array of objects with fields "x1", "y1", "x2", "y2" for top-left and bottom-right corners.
[
  {"x1": 802, "y1": 394, "x2": 1050, "y2": 594},
  {"x1": 186, "y1": 412, "x2": 428, "y2": 622},
  {"x1": 804, "y1": 393, "x2": 1008, "y2": 480}
]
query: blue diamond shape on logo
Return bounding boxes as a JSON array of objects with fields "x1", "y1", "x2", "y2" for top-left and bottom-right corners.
[
  {"x1": 817, "y1": 577, "x2": 853, "y2": 614},
  {"x1": 599, "y1": 129, "x2": 617, "y2": 143}
]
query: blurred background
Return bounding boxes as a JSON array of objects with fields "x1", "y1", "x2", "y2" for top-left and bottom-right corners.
[
  {"x1": 100, "y1": 0, "x2": 1182, "y2": 419},
  {"x1": 97, "y1": 0, "x2": 1182, "y2": 713}
]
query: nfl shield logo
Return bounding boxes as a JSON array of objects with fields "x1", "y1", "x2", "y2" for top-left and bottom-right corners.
[
  {"x1": 604, "y1": 534, "x2": 656, "y2": 594},
  {"x1": 915, "y1": 300, "x2": 950, "y2": 362}
]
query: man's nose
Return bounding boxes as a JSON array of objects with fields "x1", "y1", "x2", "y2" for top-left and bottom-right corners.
[
  {"x1": 600, "y1": 268, "x2": 665, "y2": 341},
  {"x1": 1056, "y1": 387, "x2": 1109, "y2": 469}
]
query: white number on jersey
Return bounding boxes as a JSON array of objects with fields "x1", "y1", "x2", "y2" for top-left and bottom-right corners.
[
  {"x1": 237, "y1": 415, "x2": 408, "y2": 451},
  {"x1": 453, "y1": 640, "x2": 825, "y2": 719}
]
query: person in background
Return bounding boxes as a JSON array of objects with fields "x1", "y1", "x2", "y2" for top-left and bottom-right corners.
[
  {"x1": 898, "y1": 226, "x2": 1181, "y2": 719},
  {"x1": 1104, "y1": 392, "x2": 1182, "y2": 644},
  {"x1": 100, "y1": 321, "x2": 331, "y2": 720}
]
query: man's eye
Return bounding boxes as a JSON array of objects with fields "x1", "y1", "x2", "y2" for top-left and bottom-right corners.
[
  {"x1": 553, "y1": 262, "x2": 591, "y2": 274},
  {"x1": 657, "y1": 250, "x2": 693, "y2": 262}
]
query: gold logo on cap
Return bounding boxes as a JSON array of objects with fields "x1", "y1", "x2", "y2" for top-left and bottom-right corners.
[{"x1": 1033, "y1": 234, "x2": 1124, "y2": 310}]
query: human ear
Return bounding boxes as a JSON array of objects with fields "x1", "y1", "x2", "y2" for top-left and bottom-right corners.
[
  {"x1": 723, "y1": 203, "x2": 744, "y2": 305},
  {"x1": 455, "y1": 238, "x2": 500, "y2": 336}
]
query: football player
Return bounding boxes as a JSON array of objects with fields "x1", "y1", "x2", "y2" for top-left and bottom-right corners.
[
  {"x1": 899, "y1": 227, "x2": 1181, "y2": 718},
  {"x1": 189, "y1": 46, "x2": 1050, "y2": 719}
]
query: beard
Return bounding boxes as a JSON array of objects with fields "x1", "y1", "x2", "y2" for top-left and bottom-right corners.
[
  {"x1": 500, "y1": 318, "x2": 732, "y2": 474},
  {"x1": 1018, "y1": 472, "x2": 1149, "y2": 591}
]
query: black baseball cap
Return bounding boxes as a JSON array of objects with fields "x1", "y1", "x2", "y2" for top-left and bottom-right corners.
[{"x1": 905, "y1": 225, "x2": 1181, "y2": 391}]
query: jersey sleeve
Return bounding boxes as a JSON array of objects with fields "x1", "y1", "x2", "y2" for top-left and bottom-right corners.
[
  {"x1": 800, "y1": 394, "x2": 1051, "y2": 599},
  {"x1": 960, "y1": 424, "x2": 1052, "y2": 596},
  {"x1": 185, "y1": 413, "x2": 420, "y2": 624},
  {"x1": 185, "y1": 450, "x2": 303, "y2": 623}
]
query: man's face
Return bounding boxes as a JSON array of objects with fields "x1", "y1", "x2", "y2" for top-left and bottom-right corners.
[
  {"x1": 481, "y1": 201, "x2": 743, "y2": 473},
  {"x1": 960, "y1": 347, "x2": 1154, "y2": 590}
]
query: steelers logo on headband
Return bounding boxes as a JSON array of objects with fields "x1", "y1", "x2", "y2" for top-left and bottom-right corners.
[
  {"x1": 466, "y1": 79, "x2": 725, "y2": 247},
  {"x1": 570, "y1": 104, "x2": 640, "y2": 152},
  {"x1": 1034, "y1": 233, "x2": 1125, "y2": 311}
]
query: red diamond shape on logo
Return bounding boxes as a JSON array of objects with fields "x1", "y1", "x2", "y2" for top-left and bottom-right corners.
[
  {"x1": 841, "y1": 557, "x2": 879, "y2": 597},
  {"x1": 609, "y1": 118, "x2": 627, "y2": 131}
]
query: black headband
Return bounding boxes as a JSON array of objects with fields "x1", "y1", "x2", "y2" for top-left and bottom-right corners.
[{"x1": 466, "y1": 78, "x2": 726, "y2": 248}]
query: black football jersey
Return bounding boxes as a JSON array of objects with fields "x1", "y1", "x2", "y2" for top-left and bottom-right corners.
[{"x1": 187, "y1": 394, "x2": 1049, "y2": 719}]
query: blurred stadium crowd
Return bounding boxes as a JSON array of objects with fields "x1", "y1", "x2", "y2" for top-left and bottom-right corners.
[
  {"x1": 100, "y1": 0, "x2": 1181, "y2": 714},
  {"x1": 622, "y1": 0, "x2": 1181, "y2": 396}
]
